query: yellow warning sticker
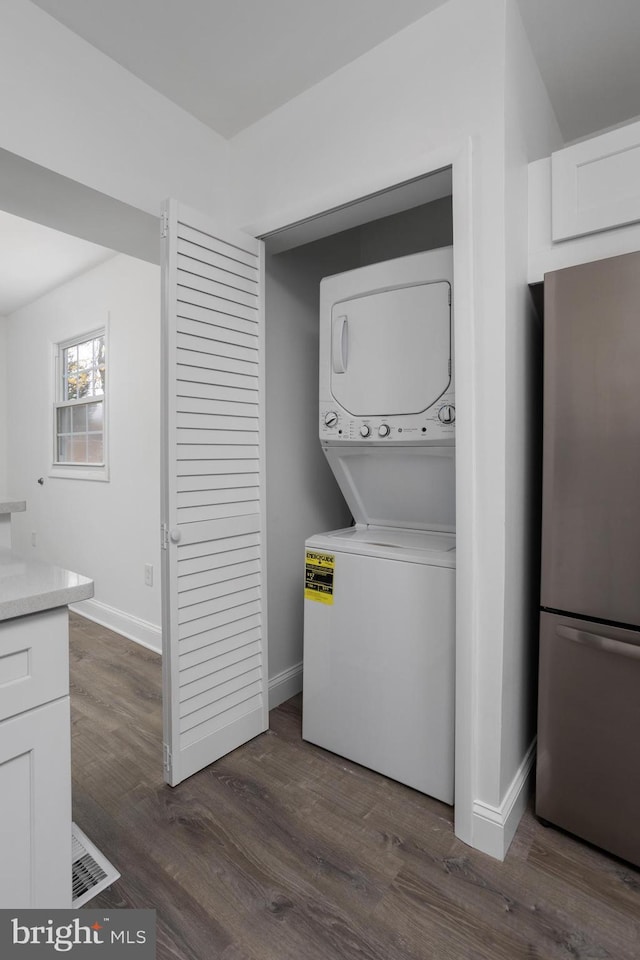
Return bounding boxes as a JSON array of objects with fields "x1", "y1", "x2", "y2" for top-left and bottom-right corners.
[{"x1": 304, "y1": 550, "x2": 335, "y2": 604}]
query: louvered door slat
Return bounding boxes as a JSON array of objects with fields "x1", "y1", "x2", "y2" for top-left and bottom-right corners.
[
  {"x1": 178, "y1": 553, "x2": 260, "y2": 583},
  {"x1": 179, "y1": 574, "x2": 262, "y2": 611},
  {"x1": 177, "y1": 348, "x2": 257, "y2": 379},
  {"x1": 177, "y1": 237, "x2": 258, "y2": 283},
  {"x1": 178, "y1": 285, "x2": 258, "y2": 323},
  {"x1": 180, "y1": 630, "x2": 262, "y2": 675},
  {"x1": 176, "y1": 396, "x2": 259, "y2": 418},
  {"x1": 177, "y1": 302, "x2": 259, "y2": 338},
  {"x1": 180, "y1": 687, "x2": 264, "y2": 749},
  {"x1": 178, "y1": 473, "x2": 260, "y2": 493},
  {"x1": 178, "y1": 600, "x2": 262, "y2": 643},
  {"x1": 177, "y1": 537, "x2": 260, "y2": 570},
  {"x1": 162, "y1": 199, "x2": 268, "y2": 786},
  {"x1": 177, "y1": 365, "x2": 257, "y2": 393},
  {"x1": 178, "y1": 488, "x2": 260, "y2": 511},
  {"x1": 177, "y1": 384, "x2": 257, "y2": 407},
  {"x1": 177, "y1": 459, "x2": 259, "y2": 479},
  {"x1": 178, "y1": 615, "x2": 262, "y2": 659},
  {"x1": 177, "y1": 223, "x2": 258, "y2": 268},
  {"x1": 178, "y1": 444, "x2": 258, "y2": 461},
  {"x1": 178, "y1": 558, "x2": 261, "y2": 593},
  {"x1": 180, "y1": 639, "x2": 262, "y2": 686},
  {"x1": 180, "y1": 673, "x2": 263, "y2": 730},
  {"x1": 180, "y1": 657, "x2": 263, "y2": 711},
  {"x1": 177, "y1": 252, "x2": 258, "y2": 297},
  {"x1": 178, "y1": 584, "x2": 261, "y2": 626},
  {"x1": 177, "y1": 271, "x2": 258, "y2": 311},
  {"x1": 177, "y1": 330, "x2": 258, "y2": 363},
  {"x1": 178, "y1": 316, "x2": 257, "y2": 350},
  {"x1": 177, "y1": 411, "x2": 258, "y2": 431}
]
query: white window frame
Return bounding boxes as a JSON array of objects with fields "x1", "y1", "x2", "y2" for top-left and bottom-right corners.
[{"x1": 49, "y1": 323, "x2": 110, "y2": 482}]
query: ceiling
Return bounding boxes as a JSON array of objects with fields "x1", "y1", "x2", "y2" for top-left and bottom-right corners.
[
  {"x1": 3, "y1": 0, "x2": 640, "y2": 313},
  {"x1": 0, "y1": 211, "x2": 115, "y2": 315},
  {"x1": 30, "y1": 0, "x2": 640, "y2": 143},
  {"x1": 29, "y1": 0, "x2": 449, "y2": 139},
  {"x1": 517, "y1": 0, "x2": 640, "y2": 142}
]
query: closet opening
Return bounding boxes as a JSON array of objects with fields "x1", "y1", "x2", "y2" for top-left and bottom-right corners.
[{"x1": 260, "y1": 164, "x2": 458, "y2": 809}]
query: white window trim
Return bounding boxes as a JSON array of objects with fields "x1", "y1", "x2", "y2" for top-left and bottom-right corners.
[{"x1": 49, "y1": 320, "x2": 110, "y2": 482}]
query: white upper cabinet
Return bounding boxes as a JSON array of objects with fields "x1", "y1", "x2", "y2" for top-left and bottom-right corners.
[{"x1": 552, "y1": 119, "x2": 640, "y2": 241}]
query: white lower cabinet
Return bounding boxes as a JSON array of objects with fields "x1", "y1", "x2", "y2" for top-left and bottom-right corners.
[{"x1": 0, "y1": 608, "x2": 72, "y2": 908}]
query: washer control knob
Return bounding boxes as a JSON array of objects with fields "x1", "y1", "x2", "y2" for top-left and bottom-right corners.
[
  {"x1": 324, "y1": 411, "x2": 339, "y2": 428},
  {"x1": 378, "y1": 423, "x2": 391, "y2": 437},
  {"x1": 438, "y1": 404, "x2": 456, "y2": 424},
  {"x1": 360, "y1": 424, "x2": 371, "y2": 438}
]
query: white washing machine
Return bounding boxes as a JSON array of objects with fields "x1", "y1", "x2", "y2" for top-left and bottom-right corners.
[
  {"x1": 303, "y1": 248, "x2": 456, "y2": 803},
  {"x1": 303, "y1": 525, "x2": 455, "y2": 802}
]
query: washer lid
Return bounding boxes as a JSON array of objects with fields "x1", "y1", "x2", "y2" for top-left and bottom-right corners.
[
  {"x1": 307, "y1": 525, "x2": 456, "y2": 566},
  {"x1": 323, "y1": 443, "x2": 455, "y2": 532},
  {"x1": 330, "y1": 280, "x2": 451, "y2": 417}
]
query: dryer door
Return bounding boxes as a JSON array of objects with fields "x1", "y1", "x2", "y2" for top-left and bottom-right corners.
[{"x1": 330, "y1": 280, "x2": 451, "y2": 417}]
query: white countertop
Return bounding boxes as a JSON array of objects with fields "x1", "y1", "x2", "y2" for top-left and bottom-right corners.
[
  {"x1": 0, "y1": 548, "x2": 94, "y2": 621},
  {"x1": 0, "y1": 500, "x2": 26, "y2": 515}
]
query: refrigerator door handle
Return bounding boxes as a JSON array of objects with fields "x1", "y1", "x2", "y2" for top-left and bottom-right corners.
[{"x1": 557, "y1": 624, "x2": 640, "y2": 660}]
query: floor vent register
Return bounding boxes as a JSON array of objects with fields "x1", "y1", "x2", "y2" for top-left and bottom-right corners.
[{"x1": 72, "y1": 822, "x2": 121, "y2": 908}]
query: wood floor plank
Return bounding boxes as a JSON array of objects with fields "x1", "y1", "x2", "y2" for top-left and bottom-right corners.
[
  {"x1": 72, "y1": 790, "x2": 232, "y2": 960},
  {"x1": 69, "y1": 615, "x2": 640, "y2": 960}
]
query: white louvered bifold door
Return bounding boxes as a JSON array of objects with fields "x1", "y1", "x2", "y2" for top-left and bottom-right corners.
[{"x1": 160, "y1": 199, "x2": 268, "y2": 786}]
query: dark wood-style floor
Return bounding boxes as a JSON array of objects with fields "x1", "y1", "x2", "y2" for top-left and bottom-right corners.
[{"x1": 69, "y1": 613, "x2": 640, "y2": 960}]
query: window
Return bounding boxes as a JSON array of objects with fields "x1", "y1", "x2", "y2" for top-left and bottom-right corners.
[{"x1": 52, "y1": 329, "x2": 108, "y2": 480}]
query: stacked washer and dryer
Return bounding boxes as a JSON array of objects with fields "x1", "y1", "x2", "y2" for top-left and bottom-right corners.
[{"x1": 302, "y1": 247, "x2": 456, "y2": 804}]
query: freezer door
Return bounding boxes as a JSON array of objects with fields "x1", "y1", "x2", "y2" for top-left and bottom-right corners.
[
  {"x1": 541, "y1": 251, "x2": 640, "y2": 624},
  {"x1": 536, "y1": 611, "x2": 640, "y2": 867}
]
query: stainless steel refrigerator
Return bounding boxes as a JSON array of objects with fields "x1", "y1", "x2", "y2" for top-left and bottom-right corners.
[{"x1": 537, "y1": 250, "x2": 640, "y2": 867}]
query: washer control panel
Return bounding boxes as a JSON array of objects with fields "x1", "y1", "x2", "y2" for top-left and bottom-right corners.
[{"x1": 320, "y1": 393, "x2": 455, "y2": 443}]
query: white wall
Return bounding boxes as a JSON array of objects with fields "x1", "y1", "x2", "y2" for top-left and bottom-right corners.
[
  {"x1": 6, "y1": 254, "x2": 162, "y2": 650},
  {"x1": 264, "y1": 241, "x2": 357, "y2": 694},
  {"x1": 528, "y1": 156, "x2": 640, "y2": 281},
  {"x1": 0, "y1": 0, "x2": 229, "y2": 223},
  {"x1": 265, "y1": 199, "x2": 453, "y2": 706},
  {"x1": 490, "y1": 0, "x2": 562, "y2": 853},
  {"x1": 230, "y1": 0, "x2": 505, "y2": 236},
  {"x1": 0, "y1": 316, "x2": 7, "y2": 494}
]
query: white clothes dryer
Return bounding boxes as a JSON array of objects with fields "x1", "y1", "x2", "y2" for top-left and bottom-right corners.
[{"x1": 319, "y1": 246, "x2": 454, "y2": 447}]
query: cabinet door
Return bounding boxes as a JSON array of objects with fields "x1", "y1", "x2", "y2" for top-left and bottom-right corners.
[{"x1": 0, "y1": 698, "x2": 72, "y2": 908}]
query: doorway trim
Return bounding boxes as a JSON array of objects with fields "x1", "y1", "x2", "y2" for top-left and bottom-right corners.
[{"x1": 242, "y1": 137, "x2": 478, "y2": 849}]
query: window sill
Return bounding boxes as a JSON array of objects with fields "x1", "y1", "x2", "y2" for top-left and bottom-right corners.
[{"x1": 48, "y1": 464, "x2": 110, "y2": 483}]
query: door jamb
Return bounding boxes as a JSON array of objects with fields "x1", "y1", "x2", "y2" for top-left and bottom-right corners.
[{"x1": 242, "y1": 138, "x2": 477, "y2": 849}]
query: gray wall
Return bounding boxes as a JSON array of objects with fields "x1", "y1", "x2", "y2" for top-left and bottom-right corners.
[{"x1": 264, "y1": 197, "x2": 453, "y2": 685}]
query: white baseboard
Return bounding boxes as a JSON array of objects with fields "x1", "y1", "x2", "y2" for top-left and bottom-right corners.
[
  {"x1": 69, "y1": 603, "x2": 301, "y2": 707},
  {"x1": 70, "y1": 597, "x2": 162, "y2": 654},
  {"x1": 268, "y1": 661, "x2": 303, "y2": 710},
  {"x1": 471, "y1": 738, "x2": 536, "y2": 860}
]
